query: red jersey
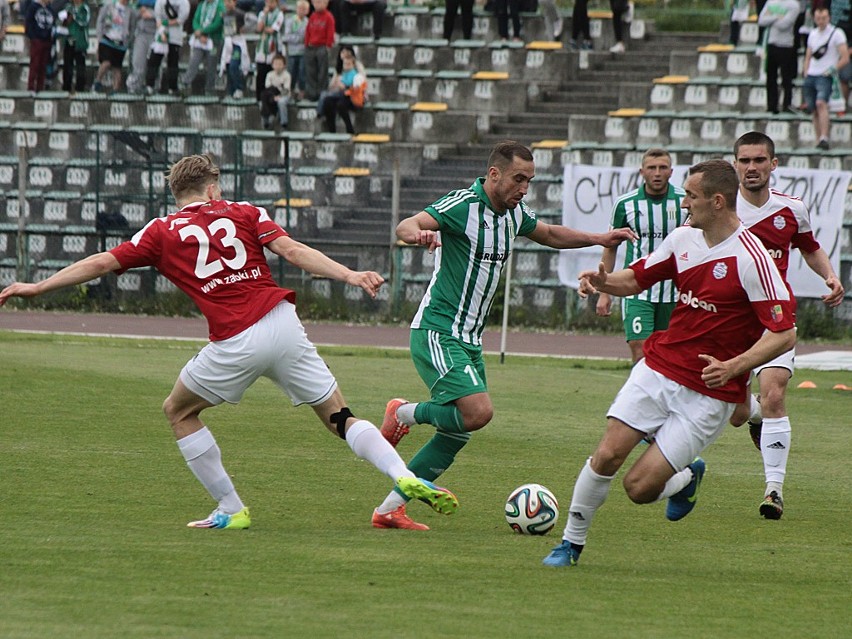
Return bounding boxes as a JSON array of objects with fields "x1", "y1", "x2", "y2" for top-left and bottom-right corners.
[
  {"x1": 304, "y1": 9, "x2": 335, "y2": 47},
  {"x1": 630, "y1": 225, "x2": 795, "y2": 403},
  {"x1": 110, "y1": 200, "x2": 295, "y2": 342},
  {"x1": 737, "y1": 189, "x2": 821, "y2": 304}
]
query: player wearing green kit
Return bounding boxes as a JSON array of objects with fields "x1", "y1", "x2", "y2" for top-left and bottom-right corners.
[
  {"x1": 371, "y1": 140, "x2": 636, "y2": 530},
  {"x1": 596, "y1": 148, "x2": 687, "y2": 363}
]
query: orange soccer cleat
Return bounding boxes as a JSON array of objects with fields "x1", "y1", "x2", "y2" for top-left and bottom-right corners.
[{"x1": 371, "y1": 505, "x2": 429, "y2": 531}]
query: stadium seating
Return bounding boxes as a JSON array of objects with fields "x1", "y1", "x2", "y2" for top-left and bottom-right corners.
[{"x1": 2, "y1": 5, "x2": 850, "y2": 312}]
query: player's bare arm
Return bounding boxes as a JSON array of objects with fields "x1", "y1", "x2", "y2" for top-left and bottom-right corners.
[
  {"x1": 578, "y1": 262, "x2": 642, "y2": 299},
  {"x1": 698, "y1": 328, "x2": 796, "y2": 389},
  {"x1": 801, "y1": 248, "x2": 845, "y2": 307},
  {"x1": 526, "y1": 222, "x2": 636, "y2": 250},
  {"x1": 595, "y1": 245, "x2": 619, "y2": 316},
  {"x1": 396, "y1": 211, "x2": 441, "y2": 253},
  {"x1": 266, "y1": 235, "x2": 384, "y2": 298},
  {"x1": 0, "y1": 252, "x2": 121, "y2": 306}
]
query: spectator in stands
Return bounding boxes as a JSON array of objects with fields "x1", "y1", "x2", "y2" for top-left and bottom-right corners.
[
  {"x1": 443, "y1": 0, "x2": 474, "y2": 41},
  {"x1": 339, "y1": 0, "x2": 385, "y2": 40},
  {"x1": 24, "y1": 0, "x2": 55, "y2": 93},
  {"x1": 181, "y1": 0, "x2": 225, "y2": 95},
  {"x1": 219, "y1": 0, "x2": 249, "y2": 98},
  {"x1": 756, "y1": 0, "x2": 769, "y2": 41},
  {"x1": 146, "y1": 0, "x2": 190, "y2": 95},
  {"x1": 570, "y1": 0, "x2": 592, "y2": 50},
  {"x1": 759, "y1": 0, "x2": 800, "y2": 114},
  {"x1": 494, "y1": 0, "x2": 521, "y2": 42},
  {"x1": 260, "y1": 52, "x2": 291, "y2": 128},
  {"x1": 304, "y1": 0, "x2": 335, "y2": 101},
  {"x1": 316, "y1": 44, "x2": 366, "y2": 133},
  {"x1": 254, "y1": 0, "x2": 285, "y2": 103},
  {"x1": 0, "y1": 0, "x2": 11, "y2": 46},
  {"x1": 793, "y1": 0, "x2": 808, "y2": 52},
  {"x1": 94, "y1": 0, "x2": 133, "y2": 93},
  {"x1": 126, "y1": 0, "x2": 157, "y2": 94},
  {"x1": 729, "y1": 0, "x2": 753, "y2": 45},
  {"x1": 608, "y1": 0, "x2": 631, "y2": 53},
  {"x1": 539, "y1": 0, "x2": 563, "y2": 41},
  {"x1": 802, "y1": 4, "x2": 849, "y2": 149},
  {"x1": 832, "y1": 0, "x2": 852, "y2": 107},
  {"x1": 282, "y1": 0, "x2": 309, "y2": 100},
  {"x1": 59, "y1": 0, "x2": 91, "y2": 93},
  {"x1": 236, "y1": 0, "x2": 263, "y2": 12}
]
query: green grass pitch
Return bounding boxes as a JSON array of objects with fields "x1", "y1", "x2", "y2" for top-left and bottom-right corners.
[{"x1": 1, "y1": 331, "x2": 850, "y2": 638}]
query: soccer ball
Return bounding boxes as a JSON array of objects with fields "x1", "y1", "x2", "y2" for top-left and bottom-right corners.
[{"x1": 505, "y1": 483, "x2": 559, "y2": 535}]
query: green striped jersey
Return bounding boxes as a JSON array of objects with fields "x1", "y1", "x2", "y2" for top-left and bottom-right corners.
[
  {"x1": 611, "y1": 183, "x2": 687, "y2": 303},
  {"x1": 411, "y1": 178, "x2": 538, "y2": 346}
]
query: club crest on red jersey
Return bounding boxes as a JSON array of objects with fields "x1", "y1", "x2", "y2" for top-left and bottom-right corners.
[
  {"x1": 712, "y1": 262, "x2": 728, "y2": 279},
  {"x1": 773, "y1": 215, "x2": 786, "y2": 230},
  {"x1": 771, "y1": 304, "x2": 784, "y2": 323}
]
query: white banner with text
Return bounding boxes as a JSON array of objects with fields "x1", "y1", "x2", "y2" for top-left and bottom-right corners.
[{"x1": 558, "y1": 164, "x2": 850, "y2": 299}]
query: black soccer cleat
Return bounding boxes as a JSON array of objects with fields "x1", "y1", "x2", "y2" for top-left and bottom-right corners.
[{"x1": 759, "y1": 491, "x2": 784, "y2": 520}]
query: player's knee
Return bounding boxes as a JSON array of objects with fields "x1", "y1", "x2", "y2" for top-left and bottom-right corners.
[
  {"x1": 760, "y1": 387, "x2": 786, "y2": 414},
  {"x1": 590, "y1": 443, "x2": 627, "y2": 477},
  {"x1": 330, "y1": 407, "x2": 355, "y2": 439},
  {"x1": 162, "y1": 395, "x2": 178, "y2": 423},
  {"x1": 162, "y1": 394, "x2": 198, "y2": 426},
  {"x1": 729, "y1": 402, "x2": 749, "y2": 427},
  {"x1": 622, "y1": 475, "x2": 658, "y2": 504},
  {"x1": 462, "y1": 405, "x2": 493, "y2": 431}
]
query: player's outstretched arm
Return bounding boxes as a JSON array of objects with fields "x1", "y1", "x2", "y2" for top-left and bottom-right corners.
[
  {"x1": 396, "y1": 211, "x2": 440, "y2": 253},
  {"x1": 526, "y1": 222, "x2": 636, "y2": 250},
  {"x1": 266, "y1": 235, "x2": 385, "y2": 298},
  {"x1": 578, "y1": 262, "x2": 641, "y2": 299},
  {"x1": 0, "y1": 252, "x2": 121, "y2": 307},
  {"x1": 802, "y1": 248, "x2": 845, "y2": 307}
]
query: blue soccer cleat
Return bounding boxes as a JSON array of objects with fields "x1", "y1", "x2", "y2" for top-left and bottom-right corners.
[
  {"x1": 542, "y1": 540, "x2": 581, "y2": 567},
  {"x1": 187, "y1": 506, "x2": 251, "y2": 529},
  {"x1": 666, "y1": 458, "x2": 706, "y2": 521}
]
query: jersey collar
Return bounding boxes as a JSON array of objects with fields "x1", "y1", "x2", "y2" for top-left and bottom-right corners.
[{"x1": 471, "y1": 177, "x2": 505, "y2": 216}]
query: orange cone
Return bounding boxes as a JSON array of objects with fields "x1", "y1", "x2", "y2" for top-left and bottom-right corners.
[
  {"x1": 832, "y1": 384, "x2": 852, "y2": 391},
  {"x1": 796, "y1": 381, "x2": 817, "y2": 389}
]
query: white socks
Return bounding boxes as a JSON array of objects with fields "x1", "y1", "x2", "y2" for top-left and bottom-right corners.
[
  {"x1": 562, "y1": 458, "x2": 615, "y2": 546},
  {"x1": 345, "y1": 419, "x2": 415, "y2": 482},
  {"x1": 761, "y1": 416, "x2": 791, "y2": 496},
  {"x1": 177, "y1": 427, "x2": 244, "y2": 514},
  {"x1": 655, "y1": 466, "x2": 694, "y2": 501},
  {"x1": 376, "y1": 491, "x2": 409, "y2": 515}
]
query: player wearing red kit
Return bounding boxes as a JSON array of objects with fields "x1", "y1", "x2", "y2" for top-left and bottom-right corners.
[
  {"x1": 729, "y1": 131, "x2": 845, "y2": 520},
  {"x1": 0, "y1": 154, "x2": 459, "y2": 530},
  {"x1": 543, "y1": 159, "x2": 796, "y2": 568}
]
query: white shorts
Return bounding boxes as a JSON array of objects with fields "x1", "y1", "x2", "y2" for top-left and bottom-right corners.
[
  {"x1": 607, "y1": 360, "x2": 735, "y2": 471},
  {"x1": 753, "y1": 346, "x2": 795, "y2": 378},
  {"x1": 180, "y1": 301, "x2": 337, "y2": 406}
]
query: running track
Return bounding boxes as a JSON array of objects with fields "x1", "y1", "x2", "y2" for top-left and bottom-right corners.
[{"x1": 1, "y1": 310, "x2": 848, "y2": 360}]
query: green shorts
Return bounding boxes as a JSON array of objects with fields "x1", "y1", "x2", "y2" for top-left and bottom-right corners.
[
  {"x1": 410, "y1": 328, "x2": 487, "y2": 405},
  {"x1": 622, "y1": 298, "x2": 675, "y2": 341}
]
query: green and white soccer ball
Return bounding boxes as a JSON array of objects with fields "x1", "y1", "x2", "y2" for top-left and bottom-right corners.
[{"x1": 505, "y1": 483, "x2": 559, "y2": 535}]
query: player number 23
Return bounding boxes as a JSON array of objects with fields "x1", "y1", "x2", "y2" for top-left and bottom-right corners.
[{"x1": 178, "y1": 219, "x2": 248, "y2": 279}]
